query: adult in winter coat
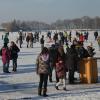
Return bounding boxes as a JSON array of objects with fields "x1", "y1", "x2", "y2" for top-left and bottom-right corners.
[
  {"x1": 73, "y1": 38, "x2": 78, "y2": 46},
  {"x1": 84, "y1": 32, "x2": 89, "y2": 41},
  {"x1": 30, "y1": 34, "x2": 34, "y2": 48},
  {"x1": 79, "y1": 33, "x2": 84, "y2": 44},
  {"x1": 49, "y1": 45, "x2": 55, "y2": 82},
  {"x1": 76, "y1": 42, "x2": 89, "y2": 59},
  {"x1": 26, "y1": 35, "x2": 30, "y2": 48},
  {"x1": 4, "y1": 34, "x2": 9, "y2": 44},
  {"x1": 94, "y1": 31, "x2": 98, "y2": 40},
  {"x1": 59, "y1": 33, "x2": 65, "y2": 45},
  {"x1": 49, "y1": 44, "x2": 58, "y2": 82},
  {"x1": 0, "y1": 43, "x2": 11, "y2": 73},
  {"x1": 53, "y1": 33, "x2": 58, "y2": 44},
  {"x1": 68, "y1": 32, "x2": 72, "y2": 42},
  {"x1": 66, "y1": 45, "x2": 78, "y2": 84},
  {"x1": 10, "y1": 41, "x2": 20, "y2": 72},
  {"x1": 36, "y1": 47, "x2": 51, "y2": 97},
  {"x1": 55, "y1": 46, "x2": 66, "y2": 90},
  {"x1": 18, "y1": 31, "x2": 23, "y2": 48},
  {"x1": 40, "y1": 35, "x2": 44, "y2": 51},
  {"x1": 52, "y1": 43, "x2": 60, "y2": 82}
]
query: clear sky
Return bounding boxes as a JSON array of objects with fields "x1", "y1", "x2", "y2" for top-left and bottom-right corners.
[{"x1": 0, "y1": 0, "x2": 100, "y2": 24}]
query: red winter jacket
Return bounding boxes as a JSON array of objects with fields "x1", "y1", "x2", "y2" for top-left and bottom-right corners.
[
  {"x1": 79, "y1": 35, "x2": 84, "y2": 42},
  {"x1": 55, "y1": 55, "x2": 66, "y2": 78},
  {"x1": 1, "y1": 47, "x2": 11, "y2": 64}
]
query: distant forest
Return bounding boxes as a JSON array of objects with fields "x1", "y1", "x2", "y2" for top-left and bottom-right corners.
[{"x1": 1, "y1": 16, "x2": 100, "y2": 32}]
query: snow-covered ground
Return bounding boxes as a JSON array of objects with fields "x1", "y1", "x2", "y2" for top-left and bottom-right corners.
[{"x1": 0, "y1": 31, "x2": 100, "y2": 100}]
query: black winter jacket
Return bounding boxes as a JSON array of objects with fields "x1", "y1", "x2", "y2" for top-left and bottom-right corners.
[{"x1": 10, "y1": 45, "x2": 20, "y2": 59}]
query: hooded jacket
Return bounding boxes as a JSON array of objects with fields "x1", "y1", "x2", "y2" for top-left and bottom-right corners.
[{"x1": 36, "y1": 54, "x2": 51, "y2": 74}]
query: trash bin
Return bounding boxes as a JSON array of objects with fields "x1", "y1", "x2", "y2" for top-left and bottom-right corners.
[{"x1": 79, "y1": 57, "x2": 98, "y2": 84}]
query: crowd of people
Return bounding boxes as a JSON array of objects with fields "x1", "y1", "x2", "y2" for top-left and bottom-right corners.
[
  {"x1": 36, "y1": 30, "x2": 98, "y2": 97},
  {"x1": 0, "y1": 30, "x2": 100, "y2": 97},
  {"x1": 16, "y1": 30, "x2": 39, "y2": 48}
]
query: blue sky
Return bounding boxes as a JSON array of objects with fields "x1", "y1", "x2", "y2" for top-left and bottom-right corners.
[{"x1": 0, "y1": 0, "x2": 100, "y2": 23}]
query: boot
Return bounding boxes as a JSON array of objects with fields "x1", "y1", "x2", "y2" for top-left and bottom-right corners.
[
  {"x1": 12, "y1": 66, "x2": 17, "y2": 72},
  {"x1": 3, "y1": 67, "x2": 6, "y2": 73},
  {"x1": 27, "y1": 44, "x2": 28, "y2": 48},
  {"x1": 38, "y1": 88, "x2": 42, "y2": 96},
  {"x1": 5, "y1": 67, "x2": 10, "y2": 73},
  {"x1": 49, "y1": 76, "x2": 52, "y2": 83},
  {"x1": 55, "y1": 86, "x2": 59, "y2": 90},
  {"x1": 63, "y1": 87, "x2": 67, "y2": 91},
  {"x1": 49, "y1": 78, "x2": 52, "y2": 83},
  {"x1": 43, "y1": 88, "x2": 48, "y2": 97}
]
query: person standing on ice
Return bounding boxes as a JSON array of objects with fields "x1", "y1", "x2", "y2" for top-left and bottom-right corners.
[
  {"x1": 79, "y1": 33, "x2": 84, "y2": 44},
  {"x1": 0, "y1": 43, "x2": 11, "y2": 73},
  {"x1": 10, "y1": 41, "x2": 20, "y2": 72},
  {"x1": 18, "y1": 30, "x2": 23, "y2": 48},
  {"x1": 68, "y1": 31, "x2": 72, "y2": 42},
  {"x1": 26, "y1": 34, "x2": 30, "y2": 48},
  {"x1": 36, "y1": 47, "x2": 51, "y2": 97},
  {"x1": 66, "y1": 44, "x2": 78, "y2": 84},
  {"x1": 3, "y1": 33, "x2": 9, "y2": 45},
  {"x1": 47, "y1": 31, "x2": 51, "y2": 39},
  {"x1": 53, "y1": 33, "x2": 58, "y2": 44},
  {"x1": 94, "y1": 31, "x2": 98, "y2": 40},
  {"x1": 49, "y1": 44, "x2": 58, "y2": 82},
  {"x1": 2, "y1": 35, "x2": 4, "y2": 40},
  {"x1": 63, "y1": 31, "x2": 68, "y2": 43},
  {"x1": 84, "y1": 31, "x2": 89, "y2": 41},
  {"x1": 40, "y1": 35, "x2": 44, "y2": 51},
  {"x1": 76, "y1": 42, "x2": 89, "y2": 59},
  {"x1": 60, "y1": 32, "x2": 65, "y2": 45},
  {"x1": 55, "y1": 46, "x2": 66, "y2": 90},
  {"x1": 30, "y1": 33, "x2": 34, "y2": 48}
]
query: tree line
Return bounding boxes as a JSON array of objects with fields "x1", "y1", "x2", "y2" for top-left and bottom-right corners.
[{"x1": 1, "y1": 16, "x2": 100, "y2": 32}]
